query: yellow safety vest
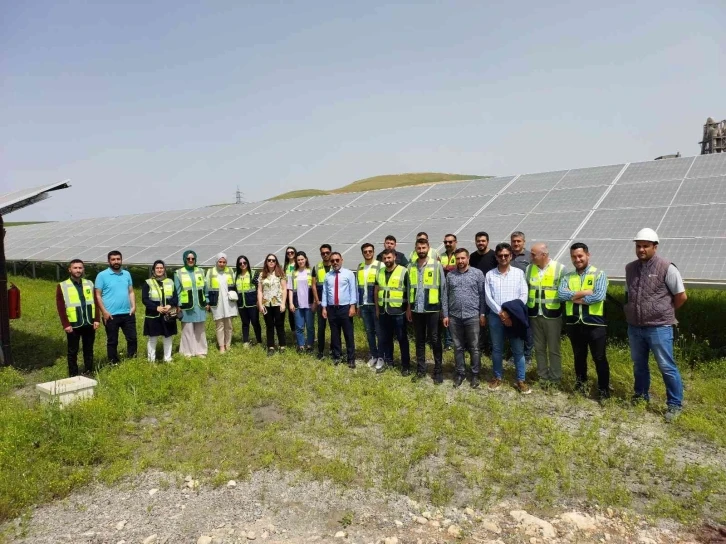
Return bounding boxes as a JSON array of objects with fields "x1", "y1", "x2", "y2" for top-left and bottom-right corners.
[
  {"x1": 314, "y1": 263, "x2": 330, "y2": 295},
  {"x1": 526, "y1": 261, "x2": 564, "y2": 319},
  {"x1": 564, "y1": 267, "x2": 607, "y2": 326},
  {"x1": 377, "y1": 265, "x2": 407, "y2": 315},
  {"x1": 205, "y1": 267, "x2": 235, "y2": 308},
  {"x1": 60, "y1": 278, "x2": 95, "y2": 328},
  {"x1": 176, "y1": 267, "x2": 206, "y2": 310},
  {"x1": 357, "y1": 260, "x2": 381, "y2": 305},
  {"x1": 441, "y1": 253, "x2": 456, "y2": 267},
  {"x1": 145, "y1": 278, "x2": 174, "y2": 319},
  {"x1": 235, "y1": 271, "x2": 257, "y2": 308},
  {"x1": 408, "y1": 260, "x2": 441, "y2": 312}
]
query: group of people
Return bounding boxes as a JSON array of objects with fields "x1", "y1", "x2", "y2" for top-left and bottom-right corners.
[{"x1": 56, "y1": 226, "x2": 687, "y2": 421}]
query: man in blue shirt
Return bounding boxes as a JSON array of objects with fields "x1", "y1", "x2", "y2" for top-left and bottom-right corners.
[
  {"x1": 94, "y1": 250, "x2": 137, "y2": 364},
  {"x1": 321, "y1": 252, "x2": 357, "y2": 368}
]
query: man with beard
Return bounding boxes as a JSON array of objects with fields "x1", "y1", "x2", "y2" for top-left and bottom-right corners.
[
  {"x1": 94, "y1": 250, "x2": 137, "y2": 364},
  {"x1": 469, "y1": 231, "x2": 497, "y2": 357},
  {"x1": 376, "y1": 235, "x2": 409, "y2": 267},
  {"x1": 406, "y1": 238, "x2": 447, "y2": 383},
  {"x1": 374, "y1": 248, "x2": 411, "y2": 375},
  {"x1": 312, "y1": 244, "x2": 333, "y2": 359}
]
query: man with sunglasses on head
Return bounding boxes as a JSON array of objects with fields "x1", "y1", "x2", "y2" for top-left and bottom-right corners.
[
  {"x1": 321, "y1": 252, "x2": 357, "y2": 368},
  {"x1": 312, "y1": 244, "x2": 333, "y2": 359},
  {"x1": 357, "y1": 243, "x2": 383, "y2": 369}
]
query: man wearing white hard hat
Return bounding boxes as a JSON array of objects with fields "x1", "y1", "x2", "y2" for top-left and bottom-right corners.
[{"x1": 624, "y1": 228, "x2": 687, "y2": 422}]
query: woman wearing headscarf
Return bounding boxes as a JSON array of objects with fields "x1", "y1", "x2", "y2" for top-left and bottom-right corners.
[
  {"x1": 234, "y1": 255, "x2": 262, "y2": 346},
  {"x1": 258, "y1": 253, "x2": 287, "y2": 355},
  {"x1": 283, "y1": 246, "x2": 297, "y2": 334},
  {"x1": 288, "y1": 251, "x2": 315, "y2": 352},
  {"x1": 205, "y1": 252, "x2": 238, "y2": 353},
  {"x1": 174, "y1": 249, "x2": 208, "y2": 357},
  {"x1": 142, "y1": 260, "x2": 178, "y2": 361}
]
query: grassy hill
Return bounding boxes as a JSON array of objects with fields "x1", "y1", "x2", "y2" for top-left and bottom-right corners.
[{"x1": 270, "y1": 172, "x2": 486, "y2": 200}]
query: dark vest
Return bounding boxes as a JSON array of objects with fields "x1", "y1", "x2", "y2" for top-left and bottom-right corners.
[{"x1": 624, "y1": 254, "x2": 675, "y2": 326}]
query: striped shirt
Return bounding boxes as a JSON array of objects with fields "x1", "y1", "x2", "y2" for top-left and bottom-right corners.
[{"x1": 485, "y1": 266, "x2": 528, "y2": 315}]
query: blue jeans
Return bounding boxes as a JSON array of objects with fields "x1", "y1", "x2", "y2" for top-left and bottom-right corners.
[
  {"x1": 379, "y1": 312, "x2": 410, "y2": 369},
  {"x1": 628, "y1": 325, "x2": 683, "y2": 408},
  {"x1": 489, "y1": 316, "x2": 526, "y2": 381},
  {"x1": 293, "y1": 308, "x2": 315, "y2": 348},
  {"x1": 449, "y1": 316, "x2": 480, "y2": 376},
  {"x1": 360, "y1": 305, "x2": 381, "y2": 359}
]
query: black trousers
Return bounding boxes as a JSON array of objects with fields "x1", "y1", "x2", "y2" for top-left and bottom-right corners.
[
  {"x1": 104, "y1": 313, "x2": 137, "y2": 363},
  {"x1": 263, "y1": 306, "x2": 286, "y2": 348},
  {"x1": 412, "y1": 312, "x2": 442, "y2": 375},
  {"x1": 327, "y1": 305, "x2": 355, "y2": 363},
  {"x1": 566, "y1": 323, "x2": 609, "y2": 393},
  {"x1": 316, "y1": 307, "x2": 328, "y2": 355},
  {"x1": 67, "y1": 324, "x2": 96, "y2": 376},
  {"x1": 239, "y1": 306, "x2": 262, "y2": 343}
]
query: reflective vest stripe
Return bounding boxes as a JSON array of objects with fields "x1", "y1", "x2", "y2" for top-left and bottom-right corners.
[
  {"x1": 60, "y1": 278, "x2": 95, "y2": 328},
  {"x1": 564, "y1": 267, "x2": 607, "y2": 326},
  {"x1": 526, "y1": 261, "x2": 564, "y2": 318}
]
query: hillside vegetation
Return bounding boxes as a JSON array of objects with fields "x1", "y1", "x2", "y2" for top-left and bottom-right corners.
[{"x1": 270, "y1": 172, "x2": 486, "y2": 200}]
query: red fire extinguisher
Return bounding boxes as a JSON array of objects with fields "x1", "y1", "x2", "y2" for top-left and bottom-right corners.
[{"x1": 8, "y1": 283, "x2": 21, "y2": 319}]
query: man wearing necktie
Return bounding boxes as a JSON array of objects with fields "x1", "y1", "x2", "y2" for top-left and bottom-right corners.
[{"x1": 321, "y1": 252, "x2": 358, "y2": 367}]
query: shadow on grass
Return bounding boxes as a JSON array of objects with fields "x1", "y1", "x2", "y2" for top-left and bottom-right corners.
[{"x1": 8, "y1": 328, "x2": 66, "y2": 370}]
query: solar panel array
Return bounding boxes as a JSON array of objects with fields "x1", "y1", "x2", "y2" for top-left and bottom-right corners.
[{"x1": 6, "y1": 154, "x2": 726, "y2": 284}]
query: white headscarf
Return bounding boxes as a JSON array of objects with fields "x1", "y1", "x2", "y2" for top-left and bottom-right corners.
[{"x1": 216, "y1": 252, "x2": 228, "y2": 271}]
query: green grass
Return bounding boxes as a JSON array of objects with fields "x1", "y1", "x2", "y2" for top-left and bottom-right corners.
[
  {"x1": 1, "y1": 275, "x2": 725, "y2": 526},
  {"x1": 269, "y1": 189, "x2": 331, "y2": 200},
  {"x1": 3, "y1": 222, "x2": 48, "y2": 227},
  {"x1": 270, "y1": 173, "x2": 487, "y2": 200}
]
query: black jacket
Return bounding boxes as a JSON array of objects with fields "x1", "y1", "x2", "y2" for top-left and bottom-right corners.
[{"x1": 501, "y1": 299, "x2": 530, "y2": 340}]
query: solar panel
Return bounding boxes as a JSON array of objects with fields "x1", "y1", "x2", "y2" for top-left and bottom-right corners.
[{"x1": 7, "y1": 154, "x2": 726, "y2": 284}]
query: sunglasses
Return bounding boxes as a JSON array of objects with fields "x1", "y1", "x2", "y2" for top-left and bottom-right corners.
[
  {"x1": 496, "y1": 254, "x2": 512, "y2": 259},
  {"x1": 320, "y1": 251, "x2": 331, "y2": 256},
  {"x1": 186, "y1": 257, "x2": 196, "y2": 261},
  {"x1": 286, "y1": 251, "x2": 295, "y2": 254},
  {"x1": 266, "y1": 258, "x2": 277, "y2": 263},
  {"x1": 330, "y1": 258, "x2": 341, "y2": 263}
]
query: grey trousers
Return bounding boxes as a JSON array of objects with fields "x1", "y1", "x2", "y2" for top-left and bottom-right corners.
[{"x1": 531, "y1": 316, "x2": 562, "y2": 382}]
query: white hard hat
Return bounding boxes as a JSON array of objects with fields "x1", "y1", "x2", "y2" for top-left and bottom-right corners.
[{"x1": 634, "y1": 228, "x2": 659, "y2": 243}]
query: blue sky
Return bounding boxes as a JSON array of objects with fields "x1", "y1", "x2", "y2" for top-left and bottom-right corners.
[{"x1": 2, "y1": 0, "x2": 724, "y2": 220}]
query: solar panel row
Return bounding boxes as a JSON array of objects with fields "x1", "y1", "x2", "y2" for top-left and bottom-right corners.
[{"x1": 6, "y1": 154, "x2": 726, "y2": 283}]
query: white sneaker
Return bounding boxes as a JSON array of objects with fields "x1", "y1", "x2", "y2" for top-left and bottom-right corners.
[
  {"x1": 375, "y1": 358, "x2": 385, "y2": 373},
  {"x1": 367, "y1": 356, "x2": 377, "y2": 368}
]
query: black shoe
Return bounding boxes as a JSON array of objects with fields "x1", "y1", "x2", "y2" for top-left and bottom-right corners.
[
  {"x1": 599, "y1": 389, "x2": 611, "y2": 401},
  {"x1": 401, "y1": 368, "x2": 411, "y2": 377},
  {"x1": 333, "y1": 359, "x2": 342, "y2": 366},
  {"x1": 574, "y1": 381, "x2": 587, "y2": 396},
  {"x1": 267, "y1": 348, "x2": 275, "y2": 357},
  {"x1": 433, "y1": 372, "x2": 443, "y2": 384},
  {"x1": 412, "y1": 371, "x2": 426, "y2": 382},
  {"x1": 453, "y1": 375, "x2": 464, "y2": 388},
  {"x1": 471, "y1": 376, "x2": 480, "y2": 389},
  {"x1": 348, "y1": 361, "x2": 356, "y2": 369},
  {"x1": 316, "y1": 352, "x2": 324, "y2": 360}
]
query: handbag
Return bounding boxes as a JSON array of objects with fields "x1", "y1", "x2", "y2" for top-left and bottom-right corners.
[
  {"x1": 164, "y1": 307, "x2": 178, "y2": 322},
  {"x1": 228, "y1": 291, "x2": 239, "y2": 302}
]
